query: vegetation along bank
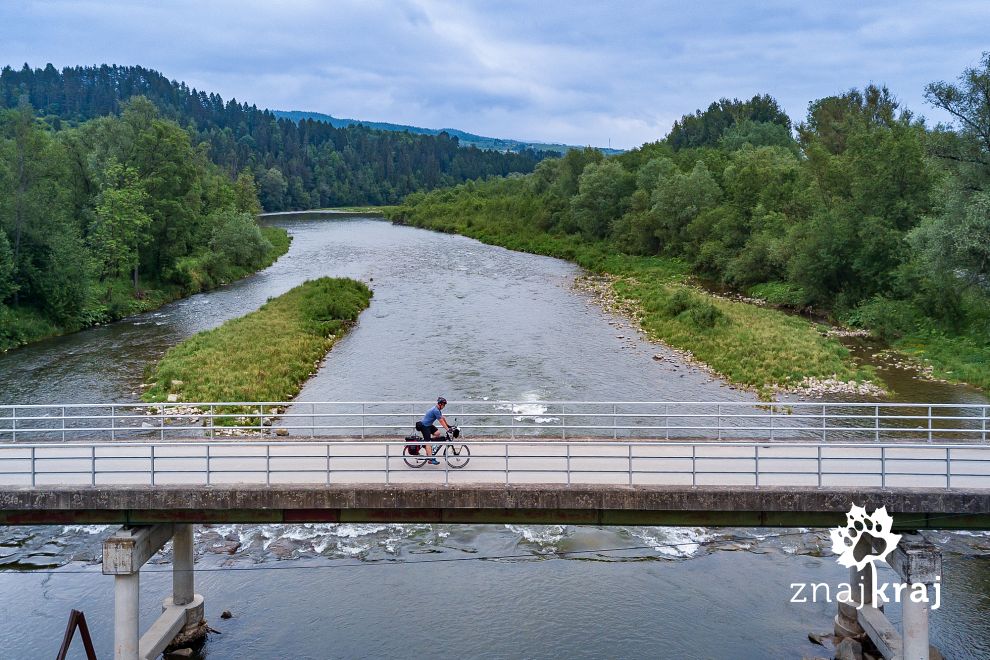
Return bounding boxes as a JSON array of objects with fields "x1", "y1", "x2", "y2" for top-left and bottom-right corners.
[
  {"x1": 387, "y1": 55, "x2": 990, "y2": 395},
  {"x1": 142, "y1": 277, "x2": 372, "y2": 410},
  {"x1": 0, "y1": 97, "x2": 290, "y2": 351}
]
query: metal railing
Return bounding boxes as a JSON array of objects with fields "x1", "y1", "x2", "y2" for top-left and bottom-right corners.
[
  {"x1": 0, "y1": 401, "x2": 988, "y2": 443},
  {"x1": 1, "y1": 439, "x2": 989, "y2": 490}
]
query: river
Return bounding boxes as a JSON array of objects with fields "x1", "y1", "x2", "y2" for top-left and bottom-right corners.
[{"x1": 0, "y1": 213, "x2": 988, "y2": 658}]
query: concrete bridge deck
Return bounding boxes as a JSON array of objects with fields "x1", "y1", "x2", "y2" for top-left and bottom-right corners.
[
  {"x1": 3, "y1": 437, "x2": 990, "y2": 528},
  {"x1": 3, "y1": 483, "x2": 989, "y2": 528}
]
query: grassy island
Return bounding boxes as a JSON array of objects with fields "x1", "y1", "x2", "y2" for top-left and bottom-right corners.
[{"x1": 143, "y1": 277, "x2": 372, "y2": 403}]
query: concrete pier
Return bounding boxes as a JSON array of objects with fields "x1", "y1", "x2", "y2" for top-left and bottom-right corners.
[
  {"x1": 103, "y1": 524, "x2": 205, "y2": 660},
  {"x1": 835, "y1": 532, "x2": 942, "y2": 660},
  {"x1": 834, "y1": 562, "x2": 872, "y2": 637},
  {"x1": 891, "y1": 533, "x2": 941, "y2": 660},
  {"x1": 173, "y1": 524, "x2": 194, "y2": 606},
  {"x1": 113, "y1": 572, "x2": 140, "y2": 659}
]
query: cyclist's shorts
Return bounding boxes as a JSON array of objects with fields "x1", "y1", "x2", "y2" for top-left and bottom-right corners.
[{"x1": 420, "y1": 423, "x2": 437, "y2": 441}]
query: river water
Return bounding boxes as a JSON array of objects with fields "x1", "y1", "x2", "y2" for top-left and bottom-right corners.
[{"x1": 1, "y1": 214, "x2": 988, "y2": 658}]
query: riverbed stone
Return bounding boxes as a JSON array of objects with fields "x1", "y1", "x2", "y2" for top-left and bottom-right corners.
[{"x1": 835, "y1": 637, "x2": 863, "y2": 660}]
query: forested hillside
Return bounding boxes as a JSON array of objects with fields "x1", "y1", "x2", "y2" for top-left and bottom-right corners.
[
  {"x1": 0, "y1": 64, "x2": 549, "y2": 210},
  {"x1": 0, "y1": 97, "x2": 287, "y2": 350},
  {"x1": 389, "y1": 56, "x2": 990, "y2": 391},
  {"x1": 273, "y1": 110, "x2": 624, "y2": 156}
]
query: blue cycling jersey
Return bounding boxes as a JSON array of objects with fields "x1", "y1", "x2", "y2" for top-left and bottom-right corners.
[{"x1": 421, "y1": 405, "x2": 443, "y2": 427}]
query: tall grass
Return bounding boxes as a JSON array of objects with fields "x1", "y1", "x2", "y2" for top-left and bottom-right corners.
[
  {"x1": 143, "y1": 277, "x2": 372, "y2": 403},
  {"x1": 896, "y1": 333, "x2": 990, "y2": 392}
]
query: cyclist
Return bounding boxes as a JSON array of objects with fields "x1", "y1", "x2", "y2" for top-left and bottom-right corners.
[{"x1": 416, "y1": 397, "x2": 452, "y2": 465}]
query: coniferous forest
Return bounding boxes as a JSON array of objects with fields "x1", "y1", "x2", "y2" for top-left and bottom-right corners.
[
  {"x1": 0, "y1": 64, "x2": 549, "y2": 210},
  {"x1": 0, "y1": 64, "x2": 549, "y2": 350}
]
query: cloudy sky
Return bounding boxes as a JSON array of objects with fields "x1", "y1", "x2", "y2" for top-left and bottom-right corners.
[{"x1": 2, "y1": 1, "x2": 987, "y2": 149}]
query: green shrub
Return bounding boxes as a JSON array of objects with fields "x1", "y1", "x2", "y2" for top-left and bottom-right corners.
[
  {"x1": 748, "y1": 281, "x2": 808, "y2": 307},
  {"x1": 0, "y1": 305, "x2": 61, "y2": 350},
  {"x1": 849, "y1": 296, "x2": 925, "y2": 340},
  {"x1": 686, "y1": 301, "x2": 726, "y2": 328},
  {"x1": 662, "y1": 288, "x2": 696, "y2": 317}
]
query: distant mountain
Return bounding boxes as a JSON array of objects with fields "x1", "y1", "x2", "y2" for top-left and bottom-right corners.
[{"x1": 273, "y1": 110, "x2": 624, "y2": 156}]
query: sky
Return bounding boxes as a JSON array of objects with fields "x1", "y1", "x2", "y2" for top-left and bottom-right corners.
[{"x1": 1, "y1": 0, "x2": 988, "y2": 149}]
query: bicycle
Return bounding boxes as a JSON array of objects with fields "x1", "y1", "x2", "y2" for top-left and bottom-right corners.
[{"x1": 402, "y1": 426, "x2": 470, "y2": 468}]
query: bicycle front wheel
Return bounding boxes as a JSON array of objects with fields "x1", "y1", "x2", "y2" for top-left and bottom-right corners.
[
  {"x1": 403, "y1": 444, "x2": 427, "y2": 468},
  {"x1": 444, "y1": 443, "x2": 470, "y2": 469}
]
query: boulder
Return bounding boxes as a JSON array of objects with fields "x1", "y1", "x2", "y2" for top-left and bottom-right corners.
[
  {"x1": 835, "y1": 638, "x2": 863, "y2": 660},
  {"x1": 208, "y1": 540, "x2": 241, "y2": 555}
]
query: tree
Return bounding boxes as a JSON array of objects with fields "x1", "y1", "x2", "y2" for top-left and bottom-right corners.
[
  {"x1": 910, "y1": 188, "x2": 990, "y2": 293},
  {"x1": 88, "y1": 161, "x2": 151, "y2": 297},
  {"x1": 650, "y1": 161, "x2": 722, "y2": 254},
  {"x1": 0, "y1": 102, "x2": 85, "y2": 323},
  {"x1": 233, "y1": 170, "x2": 262, "y2": 214},
  {"x1": 720, "y1": 120, "x2": 797, "y2": 153},
  {"x1": 570, "y1": 160, "x2": 634, "y2": 238},
  {"x1": 258, "y1": 167, "x2": 288, "y2": 211},
  {"x1": 792, "y1": 85, "x2": 932, "y2": 306},
  {"x1": 208, "y1": 210, "x2": 272, "y2": 272},
  {"x1": 0, "y1": 228, "x2": 16, "y2": 303},
  {"x1": 924, "y1": 51, "x2": 990, "y2": 184},
  {"x1": 668, "y1": 95, "x2": 791, "y2": 151}
]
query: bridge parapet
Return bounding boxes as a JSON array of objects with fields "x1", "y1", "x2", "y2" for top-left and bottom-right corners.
[
  {"x1": 2, "y1": 438, "x2": 990, "y2": 490},
  {"x1": 1, "y1": 400, "x2": 987, "y2": 443}
]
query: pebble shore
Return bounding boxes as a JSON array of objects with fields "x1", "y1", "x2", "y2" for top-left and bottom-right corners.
[{"x1": 572, "y1": 273, "x2": 888, "y2": 399}]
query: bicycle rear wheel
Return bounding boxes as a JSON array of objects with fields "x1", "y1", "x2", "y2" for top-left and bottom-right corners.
[
  {"x1": 444, "y1": 443, "x2": 470, "y2": 468},
  {"x1": 403, "y1": 444, "x2": 427, "y2": 468}
]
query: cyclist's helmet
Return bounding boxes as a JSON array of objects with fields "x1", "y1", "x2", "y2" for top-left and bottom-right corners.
[{"x1": 437, "y1": 396, "x2": 447, "y2": 405}]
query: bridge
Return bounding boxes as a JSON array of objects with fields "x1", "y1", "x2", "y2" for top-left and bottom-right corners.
[{"x1": 2, "y1": 401, "x2": 988, "y2": 659}]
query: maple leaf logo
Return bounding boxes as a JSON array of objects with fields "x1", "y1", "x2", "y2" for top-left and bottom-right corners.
[{"x1": 829, "y1": 504, "x2": 901, "y2": 570}]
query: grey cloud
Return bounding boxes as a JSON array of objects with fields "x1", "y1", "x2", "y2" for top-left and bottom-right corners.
[{"x1": 1, "y1": 0, "x2": 988, "y2": 147}]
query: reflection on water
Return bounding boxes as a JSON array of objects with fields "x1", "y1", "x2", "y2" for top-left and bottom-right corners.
[{"x1": 1, "y1": 214, "x2": 988, "y2": 658}]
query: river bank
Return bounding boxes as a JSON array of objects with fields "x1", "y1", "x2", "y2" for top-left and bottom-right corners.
[
  {"x1": 383, "y1": 205, "x2": 883, "y2": 400},
  {"x1": 0, "y1": 226, "x2": 291, "y2": 354}
]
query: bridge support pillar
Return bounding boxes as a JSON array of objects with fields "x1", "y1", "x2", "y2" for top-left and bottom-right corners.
[
  {"x1": 103, "y1": 524, "x2": 206, "y2": 660},
  {"x1": 835, "y1": 562, "x2": 871, "y2": 637},
  {"x1": 113, "y1": 571, "x2": 140, "y2": 660},
  {"x1": 163, "y1": 523, "x2": 207, "y2": 647},
  {"x1": 836, "y1": 532, "x2": 942, "y2": 660},
  {"x1": 889, "y1": 533, "x2": 941, "y2": 660}
]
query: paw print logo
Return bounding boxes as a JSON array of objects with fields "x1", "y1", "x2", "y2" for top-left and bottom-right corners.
[{"x1": 829, "y1": 504, "x2": 901, "y2": 570}]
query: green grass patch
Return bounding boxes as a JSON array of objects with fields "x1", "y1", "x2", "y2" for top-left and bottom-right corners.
[
  {"x1": 143, "y1": 277, "x2": 371, "y2": 405},
  {"x1": 895, "y1": 332, "x2": 990, "y2": 391},
  {"x1": 747, "y1": 281, "x2": 808, "y2": 307},
  {"x1": 617, "y1": 280, "x2": 875, "y2": 396},
  {"x1": 0, "y1": 306, "x2": 61, "y2": 351}
]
